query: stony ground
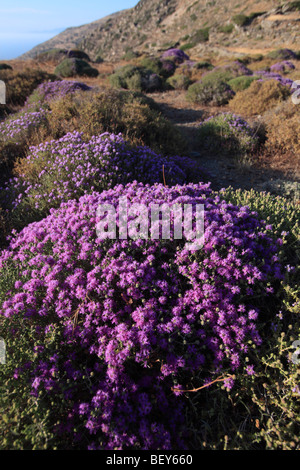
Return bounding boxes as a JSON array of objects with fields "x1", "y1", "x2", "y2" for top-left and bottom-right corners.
[{"x1": 148, "y1": 90, "x2": 300, "y2": 198}]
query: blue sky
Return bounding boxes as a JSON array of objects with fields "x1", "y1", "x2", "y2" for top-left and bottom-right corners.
[{"x1": 0, "y1": 1, "x2": 138, "y2": 60}]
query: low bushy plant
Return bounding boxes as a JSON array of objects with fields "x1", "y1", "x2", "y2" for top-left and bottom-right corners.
[
  {"x1": 25, "y1": 80, "x2": 91, "y2": 107},
  {"x1": 270, "y1": 61, "x2": 295, "y2": 74},
  {"x1": 218, "y1": 24, "x2": 234, "y2": 34},
  {"x1": 166, "y1": 74, "x2": 191, "y2": 90},
  {"x1": 43, "y1": 88, "x2": 187, "y2": 155},
  {"x1": 267, "y1": 49, "x2": 298, "y2": 61},
  {"x1": 194, "y1": 61, "x2": 214, "y2": 70},
  {"x1": 186, "y1": 79, "x2": 235, "y2": 106},
  {"x1": 161, "y1": 48, "x2": 190, "y2": 64},
  {"x1": 228, "y1": 79, "x2": 290, "y2": 116},
  {"x1": 2, "y1": 132, "x2": 199, "y2": 229},
  {"x1": 54, "y1": 58, "x2": 99, "y2": 78},
  {"x1": 0, "y1": 63, "x2": 12, "y2": 71},
  {"x1": 109, "y1": 65, "x2": 163, "y2": 92},
  {"x1": 228, "y1": 75, "x2": 259, "y2": 92},
  {"x1": 262, "y1": 100, "x2": 300, "y2": 158},
  {"x1": 232, "y1": 14, "x2": 248, "y2": 27},
  {"x1": 0, "y1": 69, "x2": 57, "y2": 107},
  {"x1": 197, "y1": 112, "x2": 260, "y2": 157},
  {"x1": 0, "y1": 108, "x2": 51, "y2": 182},
  {"x1": 0, "y1": 181, "x2": 288, "y2": 449},
  {"x1": 37, "y1": 49, "x2": 91, "y2": 63},
  {"x1": 192, "y1": 28, "x2": 210, "y2": 43}
]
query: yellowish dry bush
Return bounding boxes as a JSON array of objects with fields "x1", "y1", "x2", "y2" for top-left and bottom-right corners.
[
  {"x1": 228, "y1": 79, "x2": 290, "y2": 116},
  {"x1": 44, "y1": 88, "x2": 187, "y2": 155},
  {"x1": 263, "y1": 100, "x2": 300, "y2": 159}
]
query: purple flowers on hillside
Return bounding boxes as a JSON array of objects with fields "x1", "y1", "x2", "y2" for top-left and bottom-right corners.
[
  {"x1": 1, "y1": 131, "x2": 200, "y2": 215},
  {"x1": 0, "y1": 181, "x2": 284, "y2": 449},
  {"x1": 255, "y1": 71, "x2": 294, "y2": 88},
  {"x1": 270, "y1": 61, "x2": 295, "y2": 73},
  {"x1": 161, "y1": 48, "x2": 190, "y2": 64},
  {"x1": 26, "y1": 80, "x2": 92, "y2": 105},
  {"x1": 0, "y1": 108, "x2": 49, "y2": 141}
]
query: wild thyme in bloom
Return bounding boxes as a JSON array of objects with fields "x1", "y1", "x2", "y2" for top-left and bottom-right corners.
[{"x1": 0, "y1": 182, "x2": 284, "y2": 449}]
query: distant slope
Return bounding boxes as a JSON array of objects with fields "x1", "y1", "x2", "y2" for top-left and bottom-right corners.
[
  {"x1": 19, "y1": 0, "x2": 300, "y2": 61},
  {"x1": 18, "y1": 10, "x2": 127, "y2": 60}
]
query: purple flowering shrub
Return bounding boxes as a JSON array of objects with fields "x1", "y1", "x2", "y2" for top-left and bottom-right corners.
[
  {"x1": 1, "y1": 131, "x2": 202, "y2": 230},
  {"x1": 267, "y1": 49, "x2": 298, "y2": 61},
  {"x1": 197, "y1": 112, "x2": 260, "y2": 157},
  {"x1": 0, "y1": 108, "x2": 51, "y2": 184},
  {"x1": 255, "y1": 70, "x2": 294, "y2": 88},
  {"x1": 161, "y1": 59, "x2": 176, "y2": 77},
  {"x1": 161, "y1": 49, "x2": 190, "y2": 65},
  {"x1": 0, "y1": 108, "x2": 50, "y2": 143},
  {"x1": 200, "y1": 61, "x2": 253, "y2": 84},
  {"x1": 270, "y1": 61, "x2": 295, "y2": 74},
  {"x1": 25, "y1": 80, "x2": 92, "y2": 107},
  {"x1": 0, "y1": 181, "x2": 285, "y2": 449}
]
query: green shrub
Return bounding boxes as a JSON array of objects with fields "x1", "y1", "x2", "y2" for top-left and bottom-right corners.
[
  {"x1": 232, "y1": 14, "x2": 248, "y2": 26},
  {"x1": 54, "y1": 58, "x2": 99, "y2": 78},
  {"x1": 237, "y1": 54, "x2": 264, "y2": 65},
  {"x1": 193, "y1": 187, "x2": 300, "y2": 450},
  {"x1": 36, "y1": 48, "x2": 67, "y2": 62},
  {"x1": 198, "y1": 62, "x2": 253, "y2": 88},
  {"x1": 218, "y1": 24, "x2": 234, "y2": 33},
  {"x1": 37, "y1": 49, "x2": 91, "y2": 63},
  {"x1": 180, "y1": 43, "x2": 196, "y2": 51},
  {"x1": 138, "y1": 57, "x2": 165, "y2": 76},
  {"x1": 194, "y1": 61, "x2": 214, "y2": 70},
  {"x1": 228, "y1": 75, "x2": 259, "y2": 92},
  {"x1": 109, "y1": 65, "x2": 163, "y2": 92},
  {"x1": 192, "y1": 27, "x2": 210, "y2": 43},
  {"x1": 0, "y1": 63, "x2": 12, "y2": 71},
  {"x1": 197, "y1": 112, "x2": 260, "y2": 157},
  {"x1": 122, "y1": 50, "x2": 139, "y2": 60},
  {"x1": 266, "y1": 49, "x2": 297, "y2": 60},
  {"x1": 228, "y1": 79, "x2": 290, "y2": 116},
  {"x1": 94, "y1": 55, "x2": 104, "y2": 63},
  {"x1": 166, "y1": 74, "x2": 191, "y2": 90},
  {"x1": 186, "y1": 77, "x2": 234, "y2": 106}
]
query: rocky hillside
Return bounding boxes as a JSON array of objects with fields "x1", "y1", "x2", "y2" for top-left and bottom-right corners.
[{"x1": 19, "y1": 0, "x2": 300, "y2": 61}]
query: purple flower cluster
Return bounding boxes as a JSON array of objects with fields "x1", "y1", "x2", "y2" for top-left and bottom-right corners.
[
  {"x1": 203, "y1": 61, "x2": 253, "y2": 78},
  {"x1": 270, "y1": 61, "x2": 295, "y2": 73},
  {"x1": 161, "y1": 49, "x2": 190, "y2": 64},
  {"x1": 26, "y1": 80, "x2": 92, "y2": 105},
  {"x1": 0, "y1": 181, "x2": 284, "y2": 449},
  {"x1": 2, "y1": 131, "x2": 198, "y2": 213},
  {"x1": 255, "y1": 71, "x2": 294, "y2": 88},
  {"x1": 268, "y1": 49, "x2": 298, "y2": 60},
  {"x1": 0, "y1": 108, "x2": 49, "y2": 141}
]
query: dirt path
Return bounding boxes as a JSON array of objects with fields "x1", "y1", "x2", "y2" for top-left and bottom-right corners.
[{"x1": 149, "y1": 90, "x2": 299, "y2": 197}]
